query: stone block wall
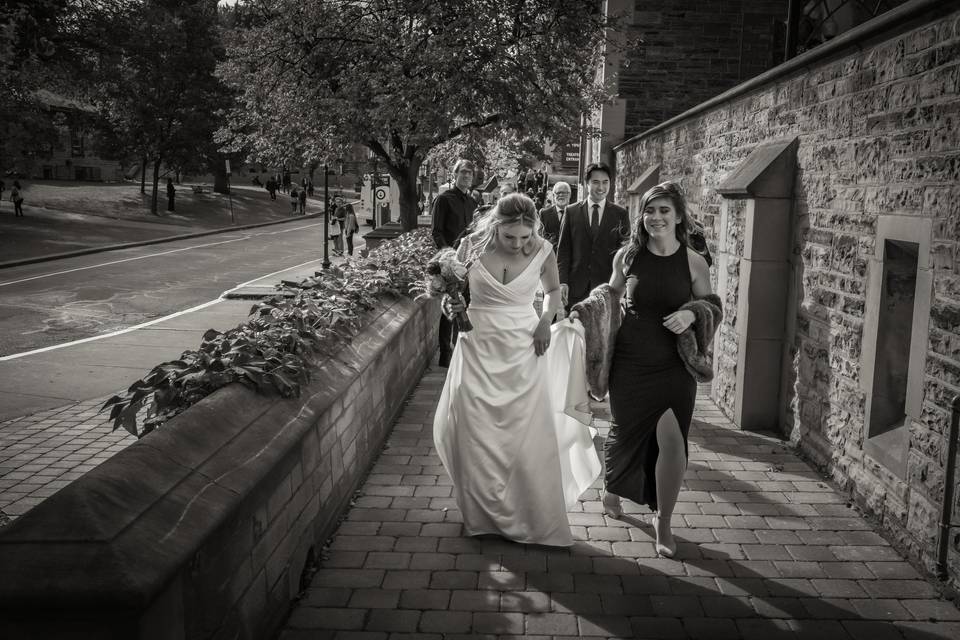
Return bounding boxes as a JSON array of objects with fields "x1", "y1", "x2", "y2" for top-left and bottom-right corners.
[
  {"x1": 619, "y1": 0, "x2": 789, "y2": 139},
  {"x1": 0, "y1": 296, "x2": 439, "y2": 639},
  {"x1": 614, "y1": 5, "x2": 960, "y2": 583}
]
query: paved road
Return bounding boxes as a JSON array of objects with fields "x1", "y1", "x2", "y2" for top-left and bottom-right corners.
[{"x1": 0, "y1": 220, "x2": 329, "y2": 357}]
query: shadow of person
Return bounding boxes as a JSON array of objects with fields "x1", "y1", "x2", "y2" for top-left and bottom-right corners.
[{"x1": 498, "y1": 415, "x2": 956, "y2": 640}]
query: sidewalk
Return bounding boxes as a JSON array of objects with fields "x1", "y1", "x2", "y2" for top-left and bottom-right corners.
[
  {"x1": 277, "y1": 371, "x2": 960, "y2": 640},
  {"x1": 0, "y1": 245, "x2": 363, "y2": 521}
]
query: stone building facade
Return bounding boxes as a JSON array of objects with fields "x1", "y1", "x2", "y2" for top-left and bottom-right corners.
[
  {"x1": 584, "y1": 0, "x2": 790, "y2": 177},
  {"x1": 613, "y1": 1, "x2": 960, "y2": 585}
]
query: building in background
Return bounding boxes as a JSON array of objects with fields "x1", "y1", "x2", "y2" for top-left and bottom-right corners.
[
  {"x1": 585, "y1": 0, "x2": 911, "y2": 195},
  {"x1": 30, "y1": 90, "x2": 123, "y2": 182}
]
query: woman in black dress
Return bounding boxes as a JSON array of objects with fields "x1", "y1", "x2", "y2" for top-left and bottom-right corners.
[{"x1": 603, "y1": 182, "x2": 712, "y2": 558}]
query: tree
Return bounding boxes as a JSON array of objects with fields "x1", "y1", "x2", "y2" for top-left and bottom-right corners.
[
  {"x1": 0, "y1": 0, "x2": 70, "y2": 175},
  {"x1": 88, "y1": 0, "x2": 227, "y2": 213},
  {"x1": 219, "y1": 0, "x2": 634, "y2": 231}
]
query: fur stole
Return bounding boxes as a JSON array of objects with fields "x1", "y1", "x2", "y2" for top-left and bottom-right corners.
[
  {"x1": 676, "y1": 293, "x2": 723, "y2": 382},
  {"x1": 570, "y1": 284, "x2": 621, "y2": 399}
]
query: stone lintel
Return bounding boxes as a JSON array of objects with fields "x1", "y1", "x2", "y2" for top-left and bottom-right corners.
[{"x1": 717, "y1": 138, "x2": 798, "y2": 200}]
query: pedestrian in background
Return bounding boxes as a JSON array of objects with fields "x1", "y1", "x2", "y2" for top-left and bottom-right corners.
[
  {"x1": 289, "y1": 187, "x2": 299, "y2": 215},
  {"x1": 298, "y1": 187, "x2": 307, "y2": 215},
  {"x1": 10, "y1": 180, "x2": 24, "y2": 216},
  {"x1": 266, "y1": 176, "x2": 277, "y2": 200},
  {"x1": 166, "y1": 178, "x2": 175, "y2": 212},
  {"x1": 339, "y1": 197, "x2": 359, "y2": 256},
  {"x1": 539, "y1": 181, "x2": 571, "y2": 252},
  {"x1": 332, "y1": 197, "x2": 347, "y2": 255}
]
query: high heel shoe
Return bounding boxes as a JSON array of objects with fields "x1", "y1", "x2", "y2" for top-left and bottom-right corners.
[
  {"x1": 601, "y1": 490, "x2": 623, "y2": 519},
  {"x1": 652, "y1": 513, "x2": 677, "y2": 558}
]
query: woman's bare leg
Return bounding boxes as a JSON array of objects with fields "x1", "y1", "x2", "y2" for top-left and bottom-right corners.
[{"x1": 654, "y1": 409, "x2": 686, "y2": 556}]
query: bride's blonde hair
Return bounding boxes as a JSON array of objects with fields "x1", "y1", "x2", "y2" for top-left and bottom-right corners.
[{"x1": 465, "y1": 193, "x2": 543, "y2": 261}]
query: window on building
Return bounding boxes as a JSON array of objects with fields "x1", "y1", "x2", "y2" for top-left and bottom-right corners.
[
  {"x1": 868, "y1": 239, "x2": 919, "y2": 438},
  {"x1": 70, "y1": 128, "x2": 84, "y2": 157}
]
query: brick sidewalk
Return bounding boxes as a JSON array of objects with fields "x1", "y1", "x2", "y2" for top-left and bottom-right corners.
[
  {"x1": 0, "y1": 393, "x2": 134, "y2": 520},
  {"x1": 279, "y1": 368, "x2": 960, "y2": 640}
]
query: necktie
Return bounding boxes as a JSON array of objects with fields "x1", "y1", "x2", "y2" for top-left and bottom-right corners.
[{"x1": 590, "y1": 204, "x2": 600, "y2": 239}]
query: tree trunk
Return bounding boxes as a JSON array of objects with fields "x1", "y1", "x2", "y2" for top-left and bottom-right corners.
[
  {"x1": 150, "y1": 157, "x2": 161, "y2": 215},
  {"x1": 140, "y1": 156, "x2": 147, "y2": 194},
  {"x1": 394, "y1": 160, "x2": 422, "y2": 232},
  {"x1": 212, "y1": 157, "x2": 229, "y2": 194}
]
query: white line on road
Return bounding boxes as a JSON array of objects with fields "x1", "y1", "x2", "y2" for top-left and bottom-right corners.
[
  {"x1": 0, "y1": 257, "x2": 326, "y2": 362},
  {"x1": 0, "y1": 221, "x2": 325, "y2": 288},
  {"x1": 0, "y1": 299, "x2": 223, "y2": 362},
  {"x1": 0, "y1": 237, "x2": 246, "y2": 287},
  {"x1": 223, "y1": 258, "x2": 325, "y2": 293}
]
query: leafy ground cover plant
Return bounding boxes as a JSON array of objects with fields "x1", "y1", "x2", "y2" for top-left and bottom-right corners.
[{"x1": 102, "y1": 229, "x2": 436, "y2": 438}]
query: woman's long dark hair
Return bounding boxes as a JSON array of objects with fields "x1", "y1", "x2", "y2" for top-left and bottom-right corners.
[{"x1": 622, "y1": 181, "x2": 692, "y2": 272}]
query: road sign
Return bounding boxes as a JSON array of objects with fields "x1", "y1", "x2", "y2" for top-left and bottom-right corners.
[
  {"x1": 225, "y1": 158, "x2": 231, "y2": 175},
  {"x1": 375, "y1": 187, "x2": 388, "y2": 202}
]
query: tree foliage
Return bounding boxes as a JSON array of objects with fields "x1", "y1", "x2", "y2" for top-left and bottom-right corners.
[
  {"x1": 103, "y1": 228, "x2": 436, "y2": 437},
  {"x1": 83, "y1": 0, "x2": 228, "y2": 210},
  {"x1": 0, "y1": 0, "x2": 72, "y2": 174},
  {"x1": 219, "y1": 0, "x2": 634, "y2": 230}
]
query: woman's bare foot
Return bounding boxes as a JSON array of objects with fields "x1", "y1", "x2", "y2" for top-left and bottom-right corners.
[{"x1": 652, "y1": 513, "x2": 676, "y2": 558}]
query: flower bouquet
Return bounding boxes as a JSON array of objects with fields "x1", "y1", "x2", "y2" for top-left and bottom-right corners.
[{"x1": 412, "y1": 247, "x2": 473, "y2": 332}]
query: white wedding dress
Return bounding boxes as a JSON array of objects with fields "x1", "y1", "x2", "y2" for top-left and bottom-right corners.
[{"x1": 433, "y1": 239, "x2": 602, "y2": 546}]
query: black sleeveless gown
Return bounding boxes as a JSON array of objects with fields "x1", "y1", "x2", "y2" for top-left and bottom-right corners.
[{"x1": 606, "y1": 245, "x2": 695, "y2": 511}]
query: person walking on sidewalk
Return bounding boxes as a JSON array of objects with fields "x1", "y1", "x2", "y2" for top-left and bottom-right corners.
[
  {"x1": 430, "y1": 158, "x2": 477, "y2": 368},
  {"x1": 289, "y1": 187, "x2": 299, "y2": 215},
  {"x1": 266, "y1": 176, "x2": 277, "y2": 200},
  {"x1": 298, "y1": 187, "x2": 307, "y2": 215},
  {"x1": 582, "y1": 182, "x2": 715, "y2": 559},
  {"x1": 556, "y1": 163, "x2": 630, "y2": 312},
  {"x1": 335, "y1": 196, "x2": 358, "y2": 256},
  {"x1": 10, "y1": 180, "x2": 23, "y2": 216},
  {"x1": 433, "y1": 193, "x2": 601, "y2": 547}
]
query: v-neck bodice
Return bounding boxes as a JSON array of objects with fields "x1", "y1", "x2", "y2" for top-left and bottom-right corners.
[{"x1": 468, "y1": 240, "x2": 551, "y2": 310}]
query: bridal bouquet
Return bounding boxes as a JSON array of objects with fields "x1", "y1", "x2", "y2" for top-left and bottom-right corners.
[{"x1": 412, "y1": 247, "x2": 473, "y2": 332}]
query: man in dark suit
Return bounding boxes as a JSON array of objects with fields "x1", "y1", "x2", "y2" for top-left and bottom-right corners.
[
  {"x1": 539, "y1": 181, "x2": 572, "y2": 252},
  {"x1": 430, "y1": 159, "x2": 477, "y2": 367},
  {"x1": 557, "y1": 163, "x2": 630, "y2": 311}
]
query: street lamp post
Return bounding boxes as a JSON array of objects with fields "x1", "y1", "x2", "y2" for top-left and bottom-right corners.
[{"x1": 322, "y1": 163, "x2": 331, "y2": 270}]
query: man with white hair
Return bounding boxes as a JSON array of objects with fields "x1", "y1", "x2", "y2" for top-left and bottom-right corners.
[{"x1": 539, "y1": 181, "x2": 571, "y2": 252}]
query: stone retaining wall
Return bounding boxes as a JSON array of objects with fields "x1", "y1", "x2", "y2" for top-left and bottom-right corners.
[
  {"x1": 614, "y1": 3, "x2": 960, "y2": 584},
  {"x1": 0, "y1": 296, "x2": 439, "y2": 639}
]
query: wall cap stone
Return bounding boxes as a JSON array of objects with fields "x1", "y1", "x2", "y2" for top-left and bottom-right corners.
[{"x1": 717, "y1": 138, "x2": 798, "y2": 200}]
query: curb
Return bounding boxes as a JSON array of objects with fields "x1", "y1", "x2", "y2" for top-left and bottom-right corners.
[{"x1": 0, "y1": 213, "x2": 325, "y2": 270}]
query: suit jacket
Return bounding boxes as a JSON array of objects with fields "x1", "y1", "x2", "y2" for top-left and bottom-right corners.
[
  {"x1": 538, "y1": 204, "x2": 565, "y2": 251},
  {"x1": 430, "y1": 187, "x2": 477, "y2": 249},
  {"x1": 556, "y1": 200, "x2": 630, "y2": 307}
]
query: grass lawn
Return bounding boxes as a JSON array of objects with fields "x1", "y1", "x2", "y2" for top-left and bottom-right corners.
[{"x1": 5, "y1": 180, "x2": 325, "y2": 228}]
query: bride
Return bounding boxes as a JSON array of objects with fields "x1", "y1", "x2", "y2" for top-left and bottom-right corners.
[{"x1": 433, "y1": 193, "x2": 601, "y2": 547}]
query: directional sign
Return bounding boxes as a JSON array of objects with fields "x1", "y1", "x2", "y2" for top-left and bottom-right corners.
[{"x1": 375, "y1": 187, "x2": 388, "y2": 201}]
